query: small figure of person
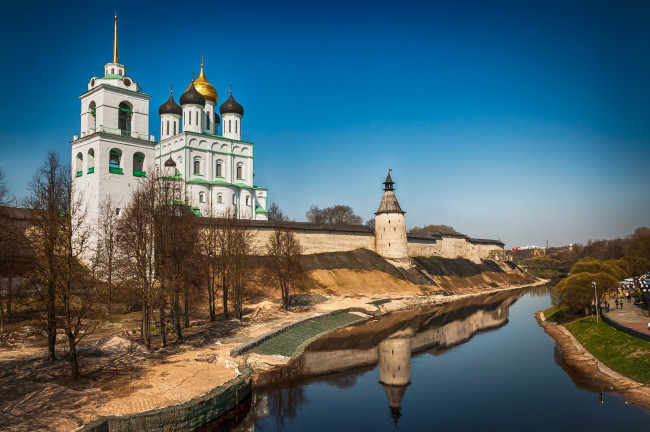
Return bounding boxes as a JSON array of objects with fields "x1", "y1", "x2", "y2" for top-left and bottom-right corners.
[
  {"x1": 615, "y1": 299, "x2": 619, "y2": 309},
  {"x1": 626, "y1": 291, "x2": 631, "y2": 303},
  {"x1": 605, "y1": 301, "x2": 610, "y2": 313},
  {"x1": 620, "y1": 298, "x2": 624, "y2": 309}
]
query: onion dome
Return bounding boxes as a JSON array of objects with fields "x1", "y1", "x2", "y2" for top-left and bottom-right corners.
[
  {"x1": 180, "y1": 81, "x2": 206, "y2": 107},
  {"x1": 188, "y1": 60, "x2": 218, "y2": 104},
  {"x1": 219, "y1": 89, "x2": 244, "y2": 116},
  {"x1": 158, "y1": 88, "x2": 182, "y2": 116},
  {"x1": 164, "y1": 155, "x2": 176, "y2": 167}
]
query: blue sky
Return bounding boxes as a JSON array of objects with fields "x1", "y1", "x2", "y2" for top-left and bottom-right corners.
[{"x1": 1, "y1": 0, "x2": 649, "y2": 248}]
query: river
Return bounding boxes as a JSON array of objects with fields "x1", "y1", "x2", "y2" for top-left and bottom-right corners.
[{"x1": 201, "y1": 285, "x2": 649, "y2": 431}]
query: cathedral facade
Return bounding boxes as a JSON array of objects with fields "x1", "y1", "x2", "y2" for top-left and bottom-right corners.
[{"x1": 70, "y1": 14, "x2": 268, "y2": 226}]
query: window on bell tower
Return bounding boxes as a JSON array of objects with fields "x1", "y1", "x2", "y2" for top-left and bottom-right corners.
[{"x1": 118, "y1": 102, "x2": 132, "y2": 135}]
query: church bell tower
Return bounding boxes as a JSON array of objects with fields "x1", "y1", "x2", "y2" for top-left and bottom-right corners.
[{"x1": 71, "y1": 13, "x2": 156, "y2": 229}]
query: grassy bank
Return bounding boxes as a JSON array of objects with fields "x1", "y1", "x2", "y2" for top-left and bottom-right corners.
[{"x1": 543, "y1": 306, "x2": 650, "y2": 385}]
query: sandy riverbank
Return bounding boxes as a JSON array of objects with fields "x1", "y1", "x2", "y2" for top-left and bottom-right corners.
[
  {"x1": 0, "y1": 278, "x2": 547, "y2": 432},
  {"x1": 536, "y1": 312, "x2": 650, "y2": 410}
]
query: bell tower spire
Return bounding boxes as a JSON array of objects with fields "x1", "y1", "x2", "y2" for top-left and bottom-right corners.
[{"x1": 113, "y1": 12, "x2": 118, "y2": 63}]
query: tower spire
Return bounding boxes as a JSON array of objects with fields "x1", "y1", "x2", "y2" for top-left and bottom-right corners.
[{"x1": 113, "y1": 12, "x2": 118, "y2": 63}]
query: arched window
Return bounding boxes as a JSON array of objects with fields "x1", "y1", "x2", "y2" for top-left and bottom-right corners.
[
  {"x1": 111, "y1": 68, "x2": 114, "y2": 74},
  {"x1": 245, "y1": 196, "x2": 250, "y2": 206},
  {"x1": 166, "y1": 120, "x2": 169, "y2": 135},
  {"x1": 235, "y1": 119, "x2": 238, "y2": 134},
  {"x1": 193, "y1": 158, "x2": 201, "y2": 175},
  {"x1": 109, "y1": 148, "x2": 122, "y2": 174},
  {"x1": 88, "y1": 101, "x2": 96, "y2": 132},
  {"x1": 75, "y1": 153, "x2": 83, "y2": 177},
  {"x1": 173, "y1": 121, "x2": 177, "y2": 135},
  {"x1": 199, "y1": 192, "x2": 205, "y2": 203},
  {"x1": 229, "y1": 119, "x2": 232, "y2": 133},
  {"x1": 236, "y1": 164, "x2": 243, "y2": 179},
  {"x1": 118, "y1": 102, "x2": 132, "y2": 135},
  {"x1": 206, "y1": 112, "x2": 210, "y2": 129},
  {"x1": 87, "y1": 149, "x2": 95, "y2": 174},
  {"x1": 216, "y1": 161, "x2": 223, "y2": 177},
  {"x1": 133, "y1": 152, "x2": 145, "y2": 177},
  {"x1": 217, "y1": 193, "x2": 223, "y2": 204}
]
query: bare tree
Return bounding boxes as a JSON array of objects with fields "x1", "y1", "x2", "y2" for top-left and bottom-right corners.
[
  {"x1": 267, "y1": 227, "x2": 303, "y2": 309},
  {"x1": 24, "y1": 152, "x2": 69, "y2": 361},
  {"x1": 268, "y1": 202, "x2": 289, "y2": 222},
  {"x1": 200, "y1": 217, "x2": 223, "y2": 322},
  {"x1": 154, "y1": 176, "x2": 199, "y2": 343},
  {"x1": 117, "y1": 175, "x2": 158, "y2": 349},
  {"x1": 58, "y1": 176, "x2": 98, "y2": 379},
  {"x1": 96, "y1": 197, "x2": 119, "y2": 314},
  {"x1": 306, "y1": 204, "x2": 363, "y2": 225}
]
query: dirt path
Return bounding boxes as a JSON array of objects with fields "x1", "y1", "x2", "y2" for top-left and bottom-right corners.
[{"x1": 537, "y1": 312, "x2": 650, "y2": 410}]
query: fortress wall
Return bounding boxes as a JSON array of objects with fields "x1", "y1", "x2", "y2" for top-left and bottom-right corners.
[
  {"x1": 228, "y1": 225, "x2": 377, "y2": 255},
  {"x1": 407, "y1": 237, "x2": 443, "y2": 257}
]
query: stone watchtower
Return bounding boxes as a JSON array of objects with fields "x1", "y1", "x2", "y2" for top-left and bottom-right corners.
[{"x1": 374, "y1": 171, "x2": 409, "y2": 259}]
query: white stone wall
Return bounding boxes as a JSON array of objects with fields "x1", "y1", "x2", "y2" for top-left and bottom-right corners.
[
  {"x1": 222, "y1": 113, "x2": 242, "y2": 140},
  {"x1": 375, "y1": 213, "x2": 409, "y2": 259},
  {"x1": 238, "y1": 227, "x2": 376, "y2": 255}
]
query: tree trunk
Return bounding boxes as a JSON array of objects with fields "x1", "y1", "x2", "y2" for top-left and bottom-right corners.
[
  {"x1": 47, "y1": 282, "x2": 56, "y2": 361},
  {"x1": 67, "y1": 331, "x2": 80, "y2": 380},
  {"x1": 222, "y1": 273, "x2": 229, "y2": 318},
  {"x1": 183, "y1": 288, "x2": 190, "y2": 328},
  {"x1": 141, "y1": 297, "x2": 151, "y2": 349},
  {"x1": 0, "y1": 280, "x2": 4, "y2": 334},
  {"x1": 6, "y1": 275, "x2": 12, "y2": 322},
  {"x1": 173, "y1": 293, "x2": 183, "y2": 341},
  {"x1": 160, "y1": 305, "x2": 166, "y2": 348},
  {"x1": 207, "y1": 277, "x2": 215, "y2": 322}
]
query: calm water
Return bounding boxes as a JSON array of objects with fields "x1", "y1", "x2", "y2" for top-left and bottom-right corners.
[{"x1": 204, "y1": 286, "x2": 649, "y2": 431}]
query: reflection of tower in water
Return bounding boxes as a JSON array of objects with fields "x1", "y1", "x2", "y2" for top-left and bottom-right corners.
[{"x1": 378, "y1": 329, "x2": 413, "y2": 429}]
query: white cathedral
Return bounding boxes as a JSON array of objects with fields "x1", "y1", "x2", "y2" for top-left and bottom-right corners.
[{"x1": 71, "y1": 15, "x2": 268, "y2": 225}]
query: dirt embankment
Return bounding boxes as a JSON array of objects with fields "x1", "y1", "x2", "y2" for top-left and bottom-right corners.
[
  {"x1": 294, "y1": 249, "x2": 535, "y2": 296},
  {"x1": 537, "y1": 313, "x2": 650, "y2": 410}
]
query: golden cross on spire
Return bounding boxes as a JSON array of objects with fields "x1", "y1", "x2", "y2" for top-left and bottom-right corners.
[
  {"x1": 229, "y1": 84, "x2": 232, "y2": 94},
  {"x1": 170, "y1": 84, "x2": 173, "y2": 94},
  {"x1": 192, "y1": 72, "x2": 195, "y2": 82},
  {"x1": 200, "y1": 54, "x2": 204, "y2": 67}
]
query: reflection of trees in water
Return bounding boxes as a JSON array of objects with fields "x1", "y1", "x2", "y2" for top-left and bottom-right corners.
[
  {"x1": 525, "y1": 283, "x2": 554, "y2": 298},
  {"x1": 261, "y1": 386, "x2": 307, "y2": 431}
]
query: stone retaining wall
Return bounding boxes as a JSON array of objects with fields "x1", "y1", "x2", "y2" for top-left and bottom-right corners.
[
  {"x1": 602, "y1": 311, "x2": 650, "y2": 343},
  {"x1": 78, "y1": 365, "x2": 253, "y2": 432},
  {"x1": 230, "y1": 307, "x2": 377, "y2": 357}
]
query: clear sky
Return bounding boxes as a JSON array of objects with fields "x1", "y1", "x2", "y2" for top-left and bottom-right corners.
[{"x1": 1, "y1": 0, "x2": 649, "y2": 249}]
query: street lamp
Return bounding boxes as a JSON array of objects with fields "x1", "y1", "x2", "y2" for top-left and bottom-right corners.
[{"x1": 592, "y1": 282, "x2": 598, "y2": 324}]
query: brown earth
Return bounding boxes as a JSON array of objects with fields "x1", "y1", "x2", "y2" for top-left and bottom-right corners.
[{"x1": 537, "y1": 313, "x2": 650, "y2": 410}]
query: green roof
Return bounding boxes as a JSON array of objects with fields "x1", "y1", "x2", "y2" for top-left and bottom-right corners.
[
  {"x1": 255, "y1": 206, "x2": 268, "y2": 214},
  {"x1": 101, "y1": 74, "x2": 124, "y2": 79}
]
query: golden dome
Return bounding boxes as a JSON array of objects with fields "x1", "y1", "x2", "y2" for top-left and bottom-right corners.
[{"x1": 187, "y1": 61, "x2": 217, "y2": 104}]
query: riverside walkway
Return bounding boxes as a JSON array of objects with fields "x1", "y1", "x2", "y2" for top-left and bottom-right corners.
[{"x1": 603, "y1": 302, "x2": 650, "y2": 340}]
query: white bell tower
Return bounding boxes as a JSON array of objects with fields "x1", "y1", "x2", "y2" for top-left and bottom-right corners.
[{"x1": 71, "y1": 13, "x2": 156, "y2": 237}]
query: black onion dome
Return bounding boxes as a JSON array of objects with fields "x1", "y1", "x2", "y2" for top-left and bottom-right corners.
[
  {"x1": 164, "y1": 155, "x2": 176, "y2": 167},
  {"x1": 219, "y1": 92, "x2": 244, "y2": 116},
  {"x1": 180, "y1": 82, "x2": 206, "y2": 107},
  {"x1": 158, "y1": 93, "x2": 182, "y2": 116}
]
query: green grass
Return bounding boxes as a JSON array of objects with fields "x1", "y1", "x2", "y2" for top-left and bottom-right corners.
[
  {"x1": 252, "y1": 312, "x2": 365, "y2": 357},
  {"x1": 565, "y1": 317, "x2": 650, "y2": 385},
  {"x1": 542, "y1": 304, "x2": 567, "y2": 322}
]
